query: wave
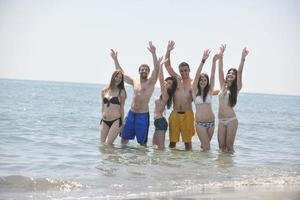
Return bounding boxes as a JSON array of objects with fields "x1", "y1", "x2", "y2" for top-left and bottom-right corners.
[
  {"x1": 1, "y1": 174, "x2": 299, "y2": 199},
  {"x1": 0, "y1": 175, "x2": 86, "y2": 191},
  {"x1": 80, "y1": 176, "x2": 300, "y2": 200}
]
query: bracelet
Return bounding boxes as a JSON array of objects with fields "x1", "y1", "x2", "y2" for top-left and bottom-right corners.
[{"x1": 201, "y1": 59, "x2": 206, "y2": 64}]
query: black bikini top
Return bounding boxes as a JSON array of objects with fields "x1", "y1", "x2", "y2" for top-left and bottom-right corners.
[{"x1": 103, "y1": 96, "x2": 120, "y2": 107}]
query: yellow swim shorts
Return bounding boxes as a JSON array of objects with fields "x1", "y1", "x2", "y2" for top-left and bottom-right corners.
[{"x1": 168, "y1": 110, "x2": 195, "y2": 143}]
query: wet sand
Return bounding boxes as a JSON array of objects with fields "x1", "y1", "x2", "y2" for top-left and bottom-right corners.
[{"x1": 173, "y1": 186, "x2": 300, "y2": 200}]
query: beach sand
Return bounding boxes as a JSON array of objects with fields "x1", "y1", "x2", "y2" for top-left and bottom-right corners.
[{"x1": 172, "y1": 186, "x2": 300, "y2": 200}]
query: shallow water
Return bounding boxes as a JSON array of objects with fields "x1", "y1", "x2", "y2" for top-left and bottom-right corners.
[{"x1": 0, "y1": 79, "x2": 300, "y2": 199}]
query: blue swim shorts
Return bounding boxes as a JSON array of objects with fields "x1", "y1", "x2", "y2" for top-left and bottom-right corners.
[
  {"x1": 120, "y1": 110, "x2": 150, "y2": 144},
  {"x1": 154, "y1": 117, "x2": 168, "y2": 132}
]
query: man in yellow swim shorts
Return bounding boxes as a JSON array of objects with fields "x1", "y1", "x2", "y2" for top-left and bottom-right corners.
[{"x1": 164, "y1": 40, "x2": 195, "y2": 150}]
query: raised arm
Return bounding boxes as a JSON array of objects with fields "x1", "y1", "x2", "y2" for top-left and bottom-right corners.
[
  {"x1": 192, "y1": 49, "x2": 210, "y2": 97},
  {"x1": 209, "y1": 54, "x2": 219, "y2": 93},
  {"x1": 157, "y1": 56, "x2": 169, "y2": 94},
  {"x1": 237, "y1": 47, "x2": 249, "y2": 91},
  {"x1": 164, "y1": 40, "x2": 180, "y2": 78},
  {"x1": 147, "y1": 41, "x2": 160, "y2": 85},
  {"x1": 110, "y1": 49, "x2": 134, "y2": 85},
  {"x1": 218, "y1": 44, "x2": 226, "y2": 88}
]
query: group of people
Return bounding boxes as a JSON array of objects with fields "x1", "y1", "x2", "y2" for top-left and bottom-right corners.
[{"x1": 100, "y1": 41, "x2": 249, "y2": 152}]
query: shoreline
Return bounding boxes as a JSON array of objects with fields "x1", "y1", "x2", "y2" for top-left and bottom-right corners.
[{"x1": 122, "y1": 185, "x2": 300, "y2": 200}]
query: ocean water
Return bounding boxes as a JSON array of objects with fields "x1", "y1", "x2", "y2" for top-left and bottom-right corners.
[{"x1": 0, "y1": 79, "x2": 300, "y2": 200}]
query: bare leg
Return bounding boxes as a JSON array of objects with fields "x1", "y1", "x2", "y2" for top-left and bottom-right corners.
[
  {"x1": 121, "y1": 138, "x2": 129, "y2": 145},
  {"x1": 208, "y1": 126, "x2": 215, "y2": 141},
  {"x1": 169, "y1": 142, "x2": 176, "y2": 148},
  {"x1": 184, "y1": 142, "x2": 192, "y2": 151},
  {"x1": 153, "y1": 131, "x2": 165, "y2": 150},
  {"x1": 105, "y1": 120, "x2": 122, "y2": 145},
  {"x1": 152, "y1": 132, "x2": 157, "y2": 146},
  {"x1": 218, "y1": 123, "x2": 227, "y2": 152},
  {"x1": 226, "y1": 119, "x2": 238, "y2": 152},
  {"x1": 156, "y1": 131, "x2": 166, "y2": 150},
  {"x1": 100, "y1": 122, "x2": 110, "y2": 143},
  {"x1": 196, "y1": 125, "x2": 210, "y2": 150}
]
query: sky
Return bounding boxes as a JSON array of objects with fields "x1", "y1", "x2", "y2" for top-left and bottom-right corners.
[{"x1": 0, "y1": 0, "x2": 299, "y2": 96}]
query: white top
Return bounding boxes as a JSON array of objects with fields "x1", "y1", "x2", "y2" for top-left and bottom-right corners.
[{"x1": 194, "y1": 94, "x2": 212, "y2": 105}]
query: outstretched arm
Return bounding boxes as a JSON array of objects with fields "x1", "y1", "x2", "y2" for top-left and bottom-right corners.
[
  {"x1": 119, "y1": 90, "x2": 126, "y2": 127},
  {"x1": 164, "y1": 40, "x2": 180, "y2": 78},
  {"x1": 218, "y1": 44, "x2": 226, "y2": 88},
  {"x1": 209, "y1": 54, "x2": 219, "y2": 93},
  {"x1": 147, "y1": 41, "x2": 160, "y2": 85},
  {"x1": 110, "y1": 49, "x2": 134, "y2": 85},
  {"x1": 157, "y1": 56, "x2": 168, "y2": 94},
  {"x1": 192, "y1": 49, "x2": 210, "y2": 97},
  {"x1": 237, "y1": 47, "x2": 249, "y2": 91}
]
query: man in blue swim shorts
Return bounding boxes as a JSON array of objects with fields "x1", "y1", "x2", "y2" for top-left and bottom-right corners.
[
  {"x1": 110, "y1": 41, "x2": 160, "y2": 145},
  {"x1": 121, "y1": 110, "x2": 150, "y2": 144}
]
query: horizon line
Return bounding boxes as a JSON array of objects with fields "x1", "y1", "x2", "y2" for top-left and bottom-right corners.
[{"x1": 1, "y1": 77, "x2": 299, "y2": 97}]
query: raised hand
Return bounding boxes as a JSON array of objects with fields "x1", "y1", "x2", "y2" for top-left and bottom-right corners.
[
  {"x1": 158, "y1": 56, "x2": 168, "y2": 67},
  {"x1": 167, "y1": 40, "x2": 175, "y2": 51},
  {"x1": 213, "y1": 54, "x2": 220, "y2": 62},
  {"x1": 242, "y1": 47, "x2": 249, "y2": 59},
  {"x1": 110, "y1": 49, "x2": 118, "y2": 60},
  {"x1": 147, "y1": 41, "x2": 156, "y2": 54},
  {"x1": 202, "y1": 49, "x2": 211, "y2": 61},
  {"x1": 219, "y1": 44, "x2": 226, "y2": 55}
]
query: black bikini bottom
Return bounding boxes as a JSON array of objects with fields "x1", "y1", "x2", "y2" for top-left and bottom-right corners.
[{"x1": 100, "y1": 118, "x2": 122, "y2": 128}]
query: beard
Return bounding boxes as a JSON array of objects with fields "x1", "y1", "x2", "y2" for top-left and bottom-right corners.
[{"x1": 140, "y1": 73, "x2": 148, "y2": 80}]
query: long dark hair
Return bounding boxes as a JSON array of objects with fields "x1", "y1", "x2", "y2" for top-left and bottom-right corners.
[
  {"x1": 164, "y1": 76, "x2": 177, "y2": 109},
  {"x1": 105, "y1": 69, "x2": 126, "y2": 98},
  {"x1": 196, "y1": 73, "x2": 210, "y2": 102},
  {"x1": 225, "y1": 68, "x2": 237, "y2": 107}
]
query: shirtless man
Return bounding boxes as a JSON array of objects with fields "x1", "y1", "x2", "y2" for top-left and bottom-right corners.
[
  {"x1": 164, "y1": 40, "x2": 195, "y2": 150},
  {"x1": 110, "y1": 41, "x2": 160, "y2": 146}
]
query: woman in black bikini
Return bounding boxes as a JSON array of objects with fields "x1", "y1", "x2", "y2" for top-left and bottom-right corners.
[{"x1": 100, "y1": 69, "x2": 126, "y2": 144}]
